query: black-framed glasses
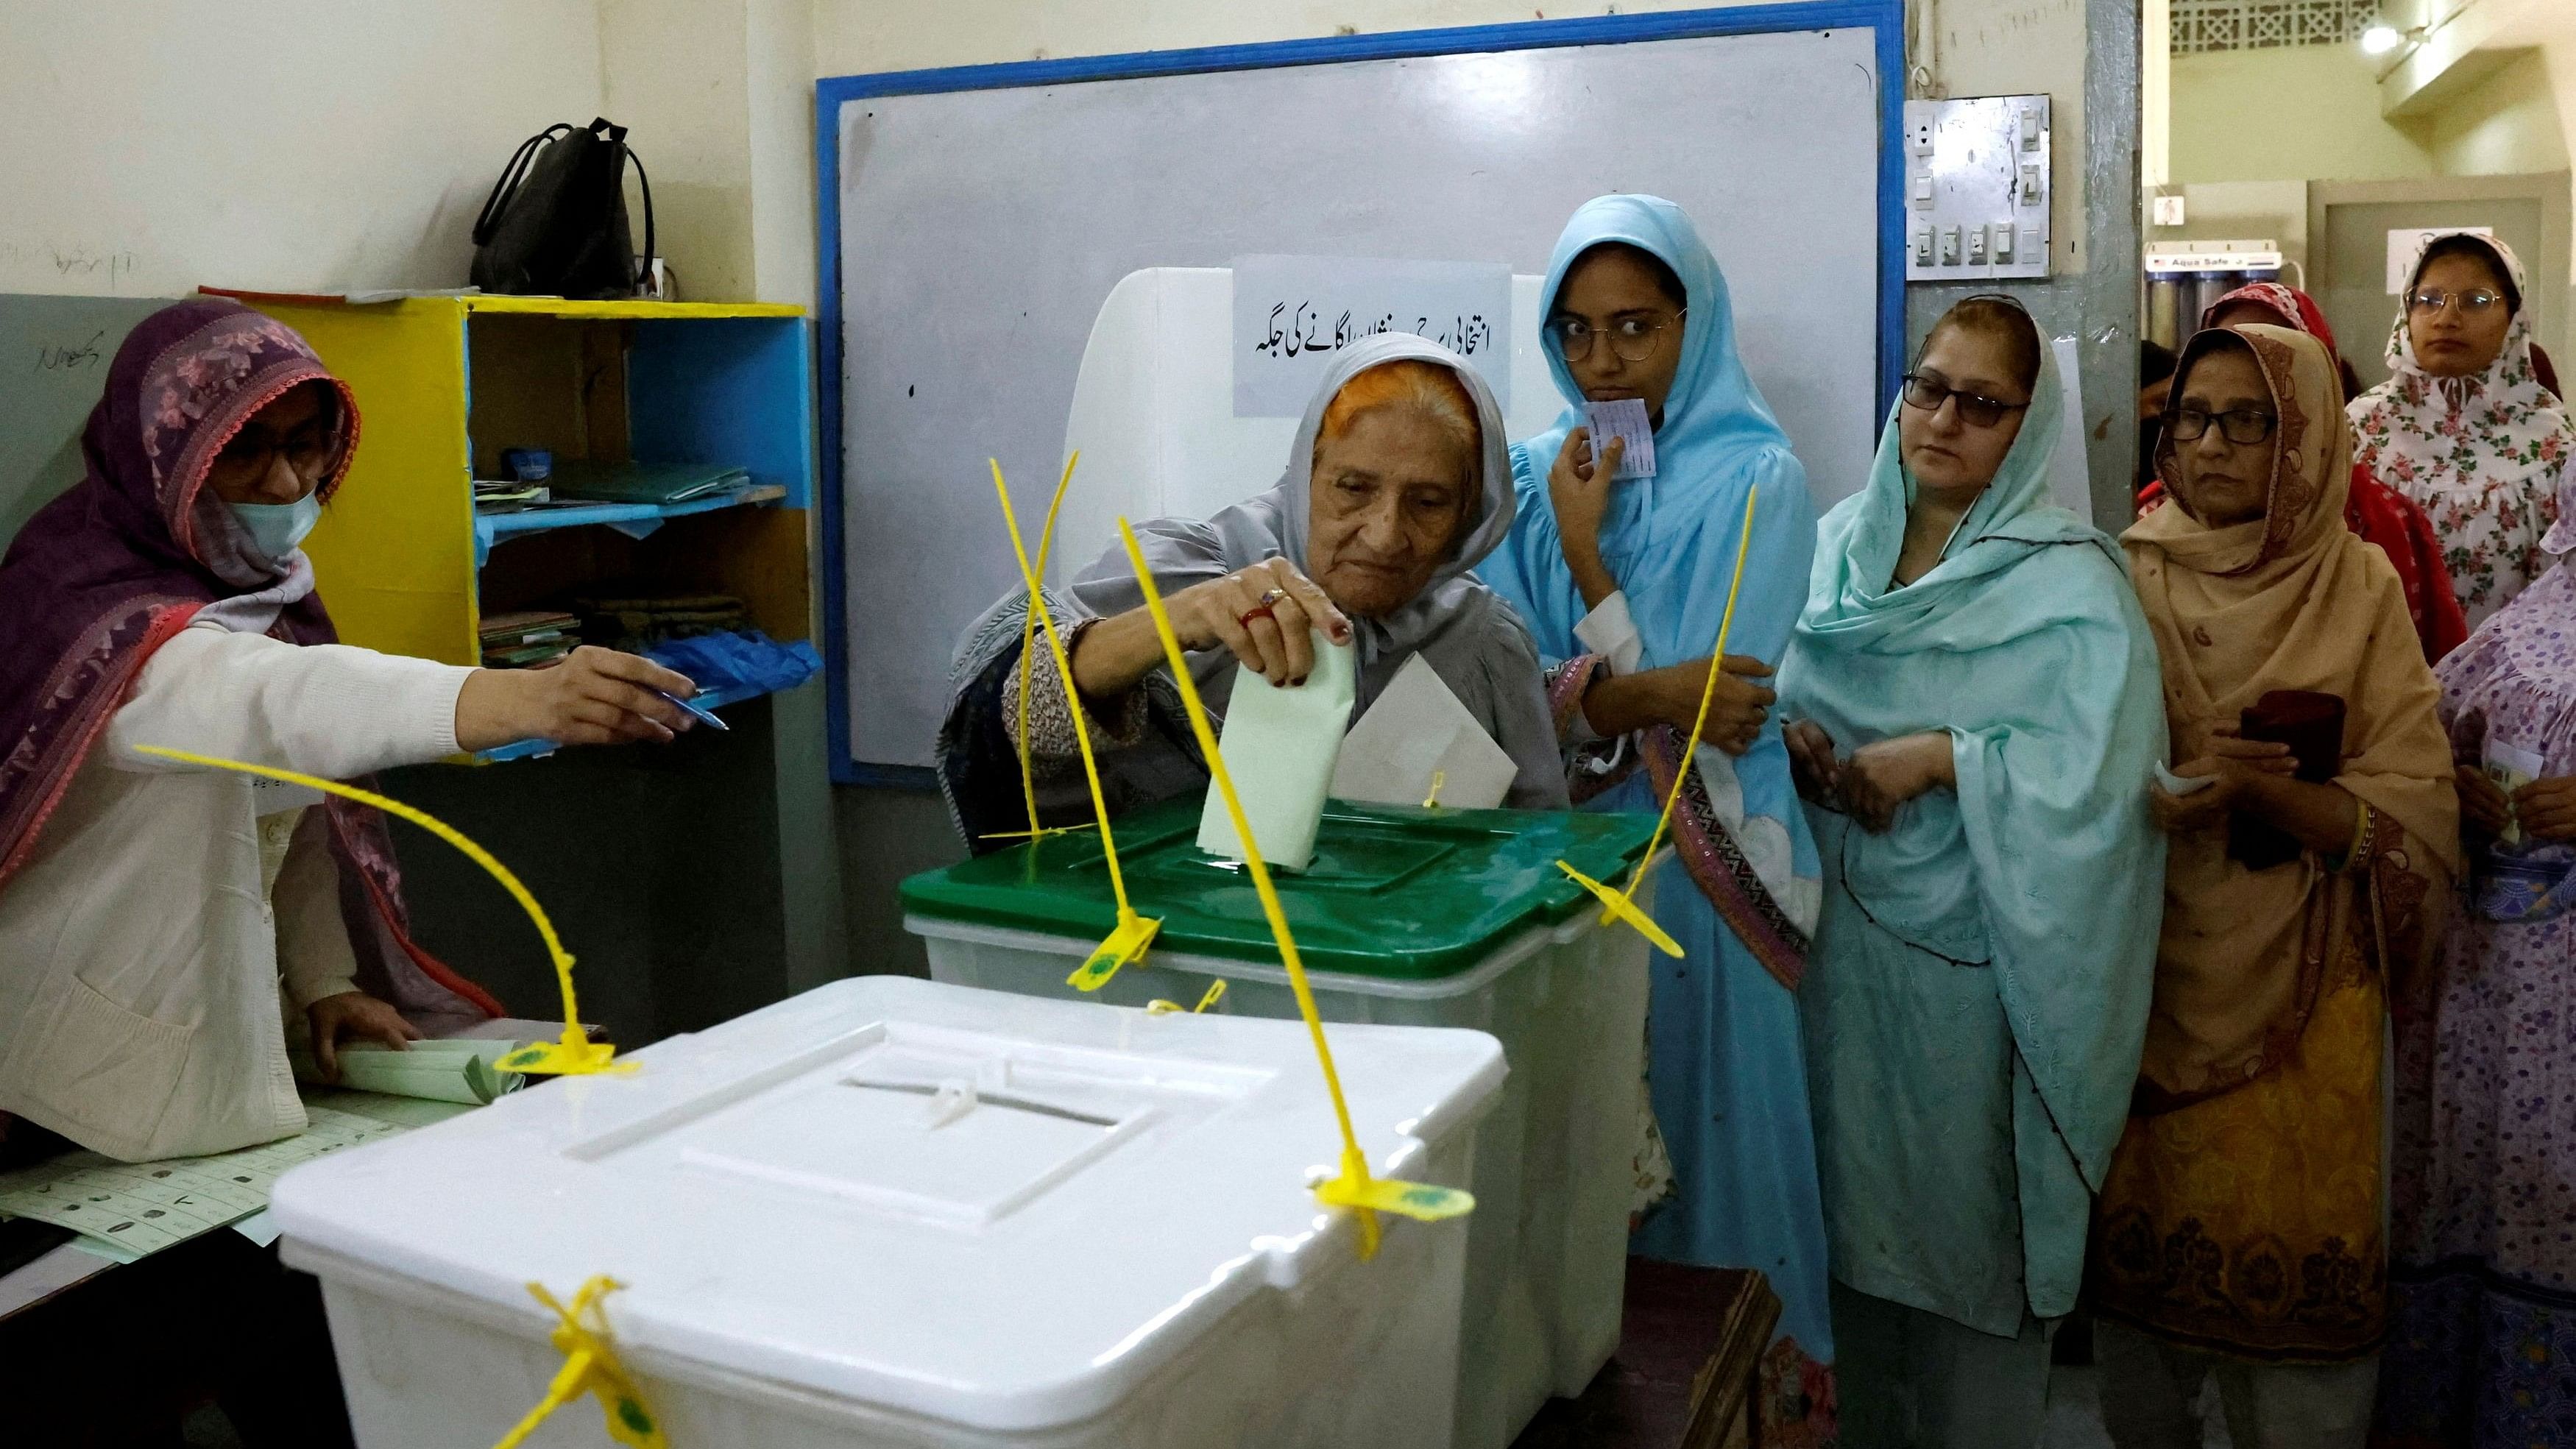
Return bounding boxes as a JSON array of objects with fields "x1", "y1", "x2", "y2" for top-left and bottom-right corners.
[
  {"x1": 2407, "y1": 288, "x2": 2507, "y2": 316},
  {"x1": 212, "y1": 423, "x2": 336, "y2": 482},
  {"x1": 1546, "y1": 309, "x2": 1686, "y2": 364},
  {"x1": 1899, "y1": 372, "x2": 2030, "y2": 428},
  {"x1": 2165, "y1": 406, "x2": 2277, "y2": 444}
]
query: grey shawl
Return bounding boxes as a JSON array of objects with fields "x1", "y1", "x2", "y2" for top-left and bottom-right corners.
[{"x1": 938, "y1": 335, "x2": 1566, "y2": 849}]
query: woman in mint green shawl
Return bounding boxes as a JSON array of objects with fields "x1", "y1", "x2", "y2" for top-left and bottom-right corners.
[{"x1": 1777, "y1": 297, "x2": 2165, "y2": 1448}]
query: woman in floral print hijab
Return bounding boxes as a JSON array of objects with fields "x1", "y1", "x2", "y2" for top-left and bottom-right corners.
[{"x1": 2350, "y1": 231, "x2": 2576, "y2": 629}]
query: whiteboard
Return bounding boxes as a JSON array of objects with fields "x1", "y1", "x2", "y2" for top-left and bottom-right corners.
[{"x1": 821, "y1": 10, "x2": 1897, "y2": 775}]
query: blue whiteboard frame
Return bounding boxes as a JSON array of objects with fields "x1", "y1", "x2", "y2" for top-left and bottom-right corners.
[{"x1": 815, "y1": 0, "x2": 1907, "y2": 786}]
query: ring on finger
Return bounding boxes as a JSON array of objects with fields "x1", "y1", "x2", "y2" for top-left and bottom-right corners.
[{"x1": 1237, "y1": 588, "x2": 1287, "y2": 628}]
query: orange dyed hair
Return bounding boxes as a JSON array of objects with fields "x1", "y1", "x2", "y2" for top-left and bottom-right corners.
[{"x1": 1314, "y1": 359, "x2": 1483, "y2": 470}]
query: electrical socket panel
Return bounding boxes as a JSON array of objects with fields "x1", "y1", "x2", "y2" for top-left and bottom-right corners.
[{"x1": 1903, "y1": 95, "x2": 2050, "y2": 282}]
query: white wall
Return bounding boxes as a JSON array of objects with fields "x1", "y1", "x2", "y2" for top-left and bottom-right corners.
[
  {"x1": 2426, "y1": 48, "x2": 2573, "y2": 177},
  {"x1": 2169, "y1": 45, "x2": 2436, "y2": 185},
  {"x1": 1, "y1": 0, "x2": 605, "y2": 297}
]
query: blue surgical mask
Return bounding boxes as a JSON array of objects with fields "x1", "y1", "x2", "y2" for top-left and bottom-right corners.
[{"x1": 229, "y1": 492, "x2": 322, "y2": 560}]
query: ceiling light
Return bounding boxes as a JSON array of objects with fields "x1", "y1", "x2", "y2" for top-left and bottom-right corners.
[{"x1": 2360, "y1": 23, "x2": 2403, "y2": 54}]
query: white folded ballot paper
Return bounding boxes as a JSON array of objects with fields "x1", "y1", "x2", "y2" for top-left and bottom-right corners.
[
  {"x1": 1197, "y1": 629, "x2": 1356, "y2": 872},
  {"x1": 1331, "y1": 653, "x2": 1519, "y2": 811}
]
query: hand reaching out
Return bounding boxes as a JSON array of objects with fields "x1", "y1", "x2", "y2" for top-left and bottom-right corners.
[{"x1": 305, "y1": 991, "x2": 421, "y2": 1083}]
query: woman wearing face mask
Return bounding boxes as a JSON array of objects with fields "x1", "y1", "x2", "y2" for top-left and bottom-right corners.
[
  {"x1": 0, "y1": 299, "x2": 698, "y2": 1443},
  {"x1": 1776, "y1": 296, "x2": 2166, "y2": 1448},
  {"x1": 938, "y1": 334, "x2": 1565, "y2": 845},
  {"x1": 2094, "y1": 323, "x2": 2458, "y2": 1449},
  {"x1": 1476, "y1": 194, "x2": 1834, "y2": 1439},
  {"x1": 2350, "y1": 233, "x2": 2576, "y2": 629}
]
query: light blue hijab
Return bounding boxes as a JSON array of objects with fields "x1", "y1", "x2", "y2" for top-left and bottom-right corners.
[
  {"x1": 1484, "y1": 194, "x2": 1816, "y2": 665},
  {"x1": 1479, "y1": 194, "x2": 1819, "y2": 890},
  {"x1": 1779, "y1": 335, "x2": 2167, "y2": 1329}
]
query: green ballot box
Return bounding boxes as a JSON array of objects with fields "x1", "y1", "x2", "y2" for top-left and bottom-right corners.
[{"x1": 902, "y1": 797, "x2": 1660, "y2": 1449}]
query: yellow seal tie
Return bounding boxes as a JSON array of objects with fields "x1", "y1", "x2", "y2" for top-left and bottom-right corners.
[
  {"x1": 1117, "y1": 520, "x2": 1471, "y2": 1258},
  {"x1": 991, "y1": 461, "x2": 1162, "y2": 992},
  {"x1": 492, "y1": 1276, "x2": 665, "y2": 1449},
  {"x1": 1554, "y1": 486, "x2": 1761, "y2": 959},
  {"x1": 131, "y1": 746, "x2": 623, "y2": 1075},
  {"x1": 1002, "y1": 452, "x2": 1084, "y2": 844}
]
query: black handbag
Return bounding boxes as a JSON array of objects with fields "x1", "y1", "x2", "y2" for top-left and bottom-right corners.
[{"x1": 470, "y1": 118, "x2": 655, "y2": 300}]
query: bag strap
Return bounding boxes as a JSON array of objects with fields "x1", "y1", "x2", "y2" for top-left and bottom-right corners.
[
  {"x1": 626, "y1": 149, "x2": 656, "y2": 293},
  {"x1": 592, "y1": 119, "x2": 656, "y2": 295},
  {"x1": 473, "y1": 123, "x2": 573, "y2": 246}
]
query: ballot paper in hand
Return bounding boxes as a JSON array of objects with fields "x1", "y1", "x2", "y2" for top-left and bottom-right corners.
[
  {"x1": 291, "y1": 1038, "x2": 527, "y2": 1105},
  {"x1": 1584, "y1": 397, "x2": 1657, "y2": 480},
  {"x1": 1330, "y1": 654, "x2": 1518, "y2": 811},
  {"x1": 1199, "y1": 631, "x2": 1356, "y2": 872}
]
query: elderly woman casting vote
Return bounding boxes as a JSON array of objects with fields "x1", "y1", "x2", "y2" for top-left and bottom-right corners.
[{"x1": 938, "y1": 334, "x2": 1565, "y2": 844}]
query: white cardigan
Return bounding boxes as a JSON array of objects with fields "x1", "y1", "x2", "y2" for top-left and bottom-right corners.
[{"x1": 0, "y1": 623, "x2": 473, "y2": 1161}]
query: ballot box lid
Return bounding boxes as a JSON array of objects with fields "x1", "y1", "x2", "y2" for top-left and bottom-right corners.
[
  {"x1": 271, "y1": 976, "x2": 1504, "y2": 1434},
  {"x1": 901, "y1": 797, "x2": 1658, "y2": 979}
]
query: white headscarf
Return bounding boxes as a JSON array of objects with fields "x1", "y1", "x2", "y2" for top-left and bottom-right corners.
[{"x1": 2349, "y1": 231, "x2": 2576, "y2": 622}]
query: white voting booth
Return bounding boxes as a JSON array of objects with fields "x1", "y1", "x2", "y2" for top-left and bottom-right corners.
[{"x1": 1047, "y1": 266, "x2": 1570, "y2": 589}]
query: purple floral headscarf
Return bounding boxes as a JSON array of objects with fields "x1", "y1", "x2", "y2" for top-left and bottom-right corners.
[{"x1": 0, "y1": 297, "x2": 499, "y2": 1021}]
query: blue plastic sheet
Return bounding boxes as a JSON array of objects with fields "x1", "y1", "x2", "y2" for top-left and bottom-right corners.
[{"x1": 645, "y1": 631, "x2": 821, "y2": 697}]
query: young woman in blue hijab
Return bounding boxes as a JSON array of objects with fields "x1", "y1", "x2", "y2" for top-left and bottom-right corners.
[
  {"x1": 1777, "y1": 297, "x2": 2165, "y2": 1447},
  {"x1": 1479, "y1": 194, "x2": 1834, "y2": 1436}
]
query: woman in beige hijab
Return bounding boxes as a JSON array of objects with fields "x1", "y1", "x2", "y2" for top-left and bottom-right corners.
[{"x1": 2092, "y1": 322, "x2": 2459, "y2": 1448}]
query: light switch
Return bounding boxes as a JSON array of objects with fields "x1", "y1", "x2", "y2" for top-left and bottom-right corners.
[
  {"x1": 1992, "y1": 223, "x2": 2014, "y2": 261},
  {"x1": 1913, "y1": 174, "x2": 1933, "y2": 208},
  {"x1": 1914, "y1": 227, "x2": 1936, "y2": 264},
  {"x1": 1939, "y1": 227, "x2": 1962, "y2": 265},
  {"x1": 2020, "y1": 164, "x2": 2042, "y2": 204},
  {"x1": 1967, "y1": 227, "x2": 1988, "y2": 263},
  {"x1": 2020, "y1": 110, "x2": 2039, "y2": 150}
]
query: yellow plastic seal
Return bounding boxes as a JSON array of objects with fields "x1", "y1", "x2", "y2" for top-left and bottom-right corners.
[
  {"x1": 991, "y1": 463, "x2": 1163, "y2": 992},
  {"x1": 1118, "y1": 520, "x2": 1472, "y2": 1259},
  {"x1": 493, "y1": 1276, "x2": 667, "y2": 1449},
  {"x1": 983, "y1": 452, "x2": 1085, "y2": 846},
  {"x1": 1554, "y1": 486, "x2": 1760, "y2": 960},
  {"x1": 131, "y1": 746, "x2": 623, "y2": 1076}
]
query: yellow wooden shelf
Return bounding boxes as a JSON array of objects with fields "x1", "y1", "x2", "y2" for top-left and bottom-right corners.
[
  {"x1": 460, "y1": 296, "x2": 805, "y2": 320},
  {"x1": 241, "y1": 294, "x2": 816, "y2": 694}
]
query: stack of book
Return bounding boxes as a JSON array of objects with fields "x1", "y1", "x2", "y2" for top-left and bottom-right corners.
[
  {"x1": 473, "y1": 479, "x2": 552, "y2": 511},
  {"x1": 478, "y1": 610, "x2": 579, "y2": 668},
  {"x1": 576, "y1": 593, "x2": 748, "y2": 651}
]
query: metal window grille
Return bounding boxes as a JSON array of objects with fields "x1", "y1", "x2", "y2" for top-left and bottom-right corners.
[{"x1": 2170, "y1": 0, "x2": 2378, "y2": 52}]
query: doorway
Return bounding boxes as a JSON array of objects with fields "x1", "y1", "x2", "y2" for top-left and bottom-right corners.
[{"x1": 2309, "y1": 173, "x2": 2572, "y2": 392}]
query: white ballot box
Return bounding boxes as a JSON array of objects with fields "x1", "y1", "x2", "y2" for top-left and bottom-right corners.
[
  {"x1": 270, "y1": 977, "x2": 1503, "y2": 1449},
  {"x1": 904, "y1": 801, "x2": 1661, "y2": 1449}
]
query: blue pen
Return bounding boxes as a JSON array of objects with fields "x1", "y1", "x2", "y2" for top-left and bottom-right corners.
[{"x1": 657, "y1": 690, "x2": 729, "y2": 732}]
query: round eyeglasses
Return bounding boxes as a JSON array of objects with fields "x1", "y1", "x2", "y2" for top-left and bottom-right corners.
[
  {"x1": 211, "y1": 422, "x2": 336, "y2": 484},
  {"x1": 2407, "y1": 288, "x2": 2506, "y2": 316},
  {"x1": 1898, "y1": 373, "x2": 2030, "y2": 429},
  {"x1": 1546, "y1": 310, "x2": 1686, "y2": 364},
  {"x1": 2165, "y1": 406, "x2": 2277, "y2": 445}
]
